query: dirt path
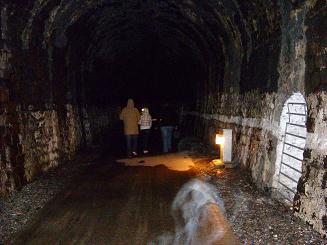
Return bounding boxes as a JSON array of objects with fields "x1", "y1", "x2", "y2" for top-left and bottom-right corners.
[
  {"x1": 7, "y1": 153, "x2": 324, "y2": 244},
  {"x1": 9, "y1": 158, "x2": 196, "y2": 244}
]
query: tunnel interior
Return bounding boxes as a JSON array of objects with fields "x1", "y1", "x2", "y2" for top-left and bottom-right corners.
[
  {"x1": 0, "y1": 0, "x2": 303, "y2": 190},
  {"x1": 40, "y1": 0, "x2": 282, "y2": 154},
  {"x1": 65, "y1": 1, "x2": 228, "y2": 108},
  {"x1": 65, "y1": 2, "x2": 210, "y2": 106},
  {"x1": 1, "y1": 0, "x2": 327, "y2": 237},
  {"x1": 6, "y1": 0, "x2": 283, "y2": 109}
]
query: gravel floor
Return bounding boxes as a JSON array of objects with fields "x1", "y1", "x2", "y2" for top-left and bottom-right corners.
[
  {"x1": 0, "y1": 151, "x2": 99, "y2": 243},
  {"x1": 1, "y1": 152, "x2": 326, "y2": 244},
  {"x1": 192, "y1": 156, "x2": 326, "y2": 245}
]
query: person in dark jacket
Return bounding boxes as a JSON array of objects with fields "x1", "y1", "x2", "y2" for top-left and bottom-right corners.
[{"x1": 159, "y1": 105, "x2": 178, "y2": 153}]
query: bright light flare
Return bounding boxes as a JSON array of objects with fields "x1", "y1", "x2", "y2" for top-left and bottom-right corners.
[
  {"x1": 215, "y1": 169, "x2": 224, "y2": 175},
  {"x1": 215, "y1": 134, "x2": 225, "y2": 145}
]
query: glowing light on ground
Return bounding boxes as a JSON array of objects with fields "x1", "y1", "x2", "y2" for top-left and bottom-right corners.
[{"x1": 116, "y1": 152, "x2": 195, "y2": 171}]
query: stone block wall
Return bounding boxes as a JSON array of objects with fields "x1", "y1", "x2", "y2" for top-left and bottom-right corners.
[
  {"x1": 19, "y1": 107, "x2": 62, "y2": 182},
  {"x1": 0, "y1": 2, "x2": 124, "y2": 196},
  {"x1": 185, "y1": 90, "x2": 327, "y2": 236},
  {"x1": 61, "y1": 104, "x2": 84, "y2": 160},
  {"x1": 184, "y1": 0, "x2": 327, "y2": 236},
  {"x1": 187, "y1": 92, "x2": 281, "y2": 191},
  {"x1": 0, "y1": 102, "x2": 119, "y2": 196},
  {"x1": 86, "y1": 106, "x2": 119, "y2": 144},
  {"x1": 294, "y1": 92, "x2": 327, "y2": 236},
  {"x1": 0, "y1": 103, "x2": 23, "y2": 196},
  {"x1": 305, "y1": 0, "x2": 327, "y2": 93}
]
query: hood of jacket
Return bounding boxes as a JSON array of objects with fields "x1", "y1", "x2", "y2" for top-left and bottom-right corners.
[
  {"x1": 142, "y1": 107, "x2": 149, "y2": 114},
  {"x1": 127, "y1": 99, "x2": 134, "y2": 108}
]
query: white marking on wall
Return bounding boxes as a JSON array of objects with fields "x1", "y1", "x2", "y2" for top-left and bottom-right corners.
[
  {"x1": 184, "y1": 112, "x2": 280, "y2": 137},
  {"x1": 273, "y1": 92, "x2": 307, "y2": 202}
]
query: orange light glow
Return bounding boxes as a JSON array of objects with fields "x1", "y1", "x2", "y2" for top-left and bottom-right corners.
[
  {"x1": 215, "y1": 169, "x2": 224, "y2": 175},
  {"x1": 215, "y1": 134, "x2": 225, "y2": 145}
]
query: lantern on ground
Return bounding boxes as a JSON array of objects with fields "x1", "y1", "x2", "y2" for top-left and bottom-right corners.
[
  {"x1": 215, "y1": 134, "x2": 225, "y2": 145},
  {"x1": 213, "y1": 129, "x2": 233, "y2": 166},
  {"x1": 215, "y1": 134, "x2": 225, "y2": 162}
]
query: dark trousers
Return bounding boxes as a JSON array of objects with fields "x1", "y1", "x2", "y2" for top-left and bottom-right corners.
[
  {"x1": 140, "y1": 129, "x2": 150, "y2": 152},
  {"x1": 126, "y1": 134, "x2": 138, "y2": 156},
  {"x1": 160, "y1": 126, "x2": 174, "y2": 153}
]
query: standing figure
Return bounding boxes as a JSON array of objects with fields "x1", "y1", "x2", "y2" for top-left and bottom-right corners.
[
  {"x1": 159, "y1": 105, "x2": 177, "y2": 153},
  {"x1": 139, "y1": 107, "x2": 152, "y2": 154},
  {"x1": 120, "y1": 99, "x2": 140, "y2": 157}
]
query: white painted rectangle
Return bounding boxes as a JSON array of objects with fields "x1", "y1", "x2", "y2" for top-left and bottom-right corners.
[
  {"x1": 280, "y1": 164, "x2": 302, "y2": 180},
  {"x1": 282, "y1": 154, "x2": 303, "y2": 170},
  {"x1": 223, "y1": 129, "x2": 232, "y2": 163},
  {"x1": 279, "y1": 185, "x2": 295, "y2": 202},
  {"x1": 284, "y1": 134, "x2": 306, "y2": 148},
  {"x1": 286, "y1": 124, "x2": 307, "y2": 138},
  {"x1": 279, "y1": 174, "x2": 298, "y2": 191},
  {"x1": 283, "y1": 145, "x2": 304, "y2": 160},
  {"x1": 289, "y1": 115, "x2": 306, "y2": 125},
  {"x1": 288, "y1": 104, "x2": 306, "y2": 114}
]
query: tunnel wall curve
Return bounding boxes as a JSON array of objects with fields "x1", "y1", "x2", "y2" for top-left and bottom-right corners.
[
  {"x1": 0, "y1": 1, "x2": 122, "y2": 196},
  {"x1": 183, "y1": 0, "x2": 327, "y2": 236}
]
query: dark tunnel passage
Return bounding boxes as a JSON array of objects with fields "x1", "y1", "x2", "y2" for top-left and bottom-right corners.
[
  {"x1": 0, "y1": 0, "x2": 326, "y2": 240},
  {"x1": 70, "y1": 2, "x2": 216, "y2": 106},
  {"x1": 2, "y1": 0, "x2": 282, "y2": 153},
  {"x1": 40, "y1": 0, "x2": 281, "y2": 154},
  {"x1": 3, "y1": 0, "x2": 282, "y2": 107},
  {"x1": 64, "y1": 4, "x2": 208, "y2": 106}
]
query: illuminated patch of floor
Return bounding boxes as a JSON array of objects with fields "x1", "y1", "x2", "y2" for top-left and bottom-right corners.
[{"x1": 116, "y1": 152, "x2": 195, "y2": 171}]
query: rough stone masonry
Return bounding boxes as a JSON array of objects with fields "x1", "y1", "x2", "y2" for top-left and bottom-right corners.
[{"x1": 0, "y1": 0, "x2": 326, "y2": 237}]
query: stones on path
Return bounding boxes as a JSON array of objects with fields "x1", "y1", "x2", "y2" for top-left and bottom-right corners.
[{"x1": 191, "y1": 155, "x2": 325, "y2": 245}]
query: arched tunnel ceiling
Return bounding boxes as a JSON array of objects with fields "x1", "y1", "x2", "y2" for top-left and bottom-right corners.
[
  {"x1": 35, "y1": 0, "x2": 237, "y2": 68},
  {"x1": 3, "y1": 0, "x2": 282, "y2": 104},
  {"x1": 21, "y1": 0, "x2": 280, "y2": 55}
]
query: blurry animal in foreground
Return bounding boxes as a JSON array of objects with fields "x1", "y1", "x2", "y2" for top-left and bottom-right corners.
[{"x1": 152, "y1": 179, "x2": 239, "y2": 245}]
